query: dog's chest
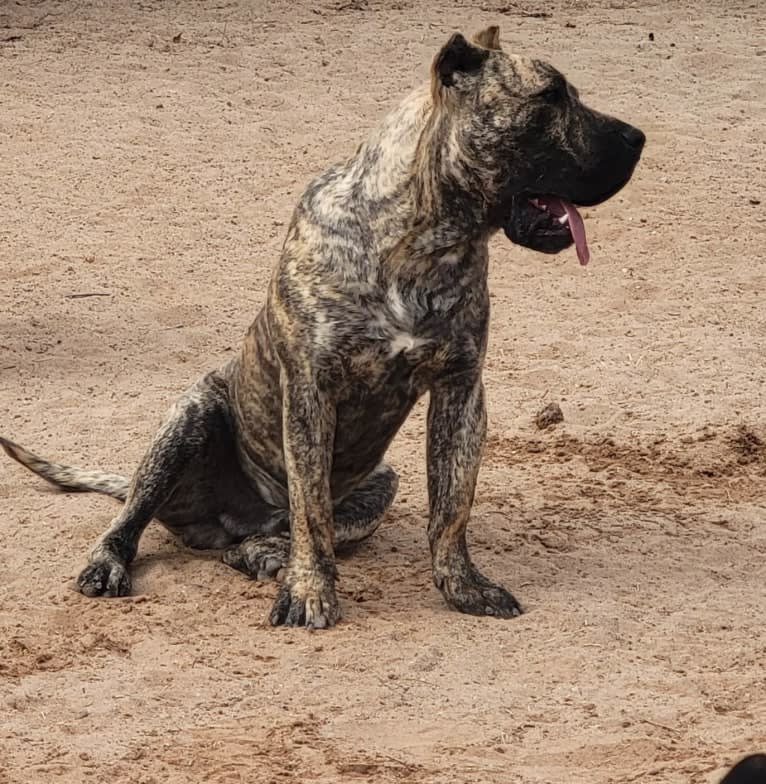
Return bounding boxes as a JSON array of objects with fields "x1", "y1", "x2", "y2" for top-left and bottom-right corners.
[
  {"x1": 338, "y1": 282, "x2": 477, "y2": 390},
  {"x1": 376, "y1": 284, "x2": 461, "y2": 357}
]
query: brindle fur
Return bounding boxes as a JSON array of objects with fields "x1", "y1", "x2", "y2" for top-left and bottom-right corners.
[{"x1": 1, "y1": 27, "x2": 644, "y2": 628}]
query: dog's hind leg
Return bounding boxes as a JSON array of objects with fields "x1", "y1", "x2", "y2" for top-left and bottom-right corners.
[
  {"x1": 76, "y1": 373, "x2": 232, "y2": 598},
  {"x1": 221, "y1": 462, "x2": 398, "y2": 580},
  {"x1": 333, "y1": 462, "x2": 399, "y2": 549}
]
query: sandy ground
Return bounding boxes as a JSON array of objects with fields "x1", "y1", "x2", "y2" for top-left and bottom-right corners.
[{"x1": 1, "y1": 1, "x2": 765, "y2": 782}]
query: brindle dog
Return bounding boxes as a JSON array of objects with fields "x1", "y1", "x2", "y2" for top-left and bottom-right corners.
[{"x1": 1, "y1": 27, "x2": 644, "y2": 628}]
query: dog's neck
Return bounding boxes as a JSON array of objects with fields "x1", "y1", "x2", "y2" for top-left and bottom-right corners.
[
  {"x1": 412, "y1": 110, "x2": 492, "y2": 240},
  {"x1": 350, "y1": 85, "x2": 492, "y2": 268}
]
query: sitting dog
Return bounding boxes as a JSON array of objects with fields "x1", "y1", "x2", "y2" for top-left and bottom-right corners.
[{"x1": 2, "y1": 26, "x2": 644, "y2": 628}]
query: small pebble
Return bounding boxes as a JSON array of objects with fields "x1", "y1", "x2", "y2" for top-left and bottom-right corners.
[{"x1": 535, "y1": 402, "x2": 564, "y2": 430}]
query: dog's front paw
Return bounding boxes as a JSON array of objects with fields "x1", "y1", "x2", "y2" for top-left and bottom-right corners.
[
  {"x1": 269, "y1": 570, "x2": 340, "y2": 629},
  {"x1": 434, "y1": 565, "x2": 522, "y2": 618},
  {"x1": 77, "y1": 558, "x2": 131, "y2": 598}
]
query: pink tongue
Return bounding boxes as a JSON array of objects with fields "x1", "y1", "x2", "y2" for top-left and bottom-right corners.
[
  {"x1": 561, "y1": 200, "x2": 590, "y2": 266},
  {"x1": 545, "y1": 197, "x2": 590, "y2": 266}
]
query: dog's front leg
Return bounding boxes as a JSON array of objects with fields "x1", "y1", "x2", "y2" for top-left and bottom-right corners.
[
  {"x1": 269, "y1": 377, "x2": 339, "y2": 629},
  {"x1": 427, "y1": 374, "x2": 523, "y2": 618}
]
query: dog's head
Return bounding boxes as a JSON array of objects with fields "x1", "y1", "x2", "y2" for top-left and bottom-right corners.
[{"x1": 430, "y1": 26, "x2": 644, "y2": 265}]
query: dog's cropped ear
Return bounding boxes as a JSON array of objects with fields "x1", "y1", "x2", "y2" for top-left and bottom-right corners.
[
  {"x1": 433, "y1": 33, "x2": 490, "y2": 90},
  {"x1": 472, "y1": 25, "x2": 501, "y2": 50}
]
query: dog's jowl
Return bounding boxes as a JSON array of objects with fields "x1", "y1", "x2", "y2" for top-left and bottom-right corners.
[{"x1": 1, "y1": 26, "x2": 644, "y2": 628}]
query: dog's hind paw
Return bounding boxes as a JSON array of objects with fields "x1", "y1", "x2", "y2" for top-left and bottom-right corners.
[
  {"x1": 77, "y1": 558, "x2": 131, "y2": 598},
  {"x1": 223, "y1": 536, "x2": 289, "y2": 581}
]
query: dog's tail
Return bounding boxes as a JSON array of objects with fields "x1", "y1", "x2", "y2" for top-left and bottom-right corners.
[{"x1": 1, "y1": 436, "x2": 130, "y2": 501}]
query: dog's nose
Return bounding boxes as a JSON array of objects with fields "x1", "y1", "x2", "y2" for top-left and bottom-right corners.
[{"x1": 620, "y1": 124, "x2": 646, "y2": 151}]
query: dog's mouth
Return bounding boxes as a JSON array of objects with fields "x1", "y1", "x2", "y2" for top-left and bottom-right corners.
[{"x1": 503, "y1": 194, "x2": 590, "y2": 266}]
